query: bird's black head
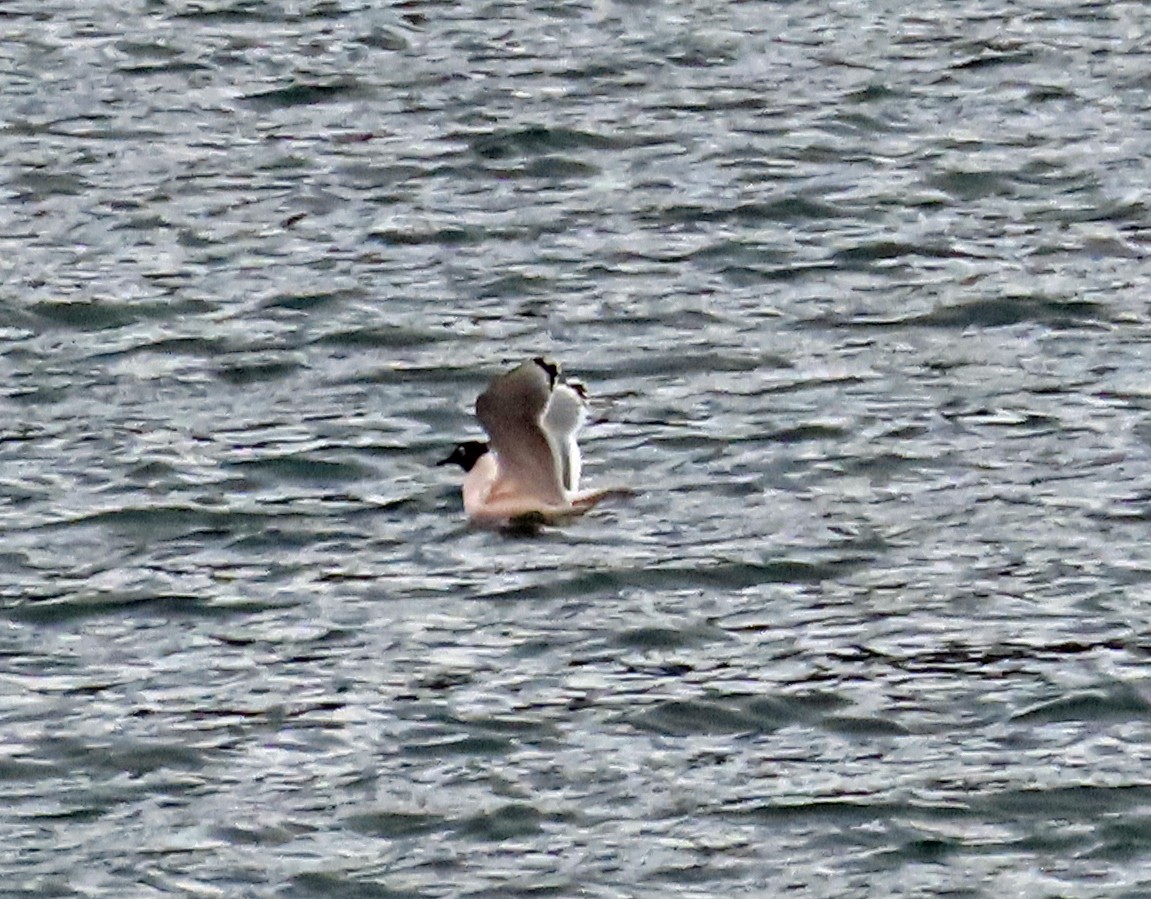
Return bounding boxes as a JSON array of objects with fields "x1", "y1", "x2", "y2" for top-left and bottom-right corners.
[{"x1": 437, "y1": 440, "x2": 489, "y2": 472}]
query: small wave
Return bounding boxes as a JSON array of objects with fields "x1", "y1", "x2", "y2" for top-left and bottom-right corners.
[{"x1": 242, "y1": 79, "x2": 368, "y2": 110}]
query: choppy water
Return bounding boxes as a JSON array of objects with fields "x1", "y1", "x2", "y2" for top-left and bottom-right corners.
[{"x1": 4, "y1": 1, "x2": 1151, "y2": 896}]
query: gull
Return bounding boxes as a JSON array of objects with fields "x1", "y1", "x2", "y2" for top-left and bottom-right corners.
[{"x1": 438, "y1": 357, "x2": 628, "y2": 528}]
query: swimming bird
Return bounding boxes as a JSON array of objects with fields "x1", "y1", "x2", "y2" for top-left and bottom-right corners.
[{"x1": 438, "y1": 357, "x2": 626, "y2": 528}]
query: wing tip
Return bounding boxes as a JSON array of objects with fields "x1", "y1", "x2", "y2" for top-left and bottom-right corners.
[{"x1": 532, "y1": 356, "x2": 559, "y2": 388}]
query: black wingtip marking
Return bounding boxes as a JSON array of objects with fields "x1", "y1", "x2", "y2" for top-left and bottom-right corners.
[{"x1": 532, "y1": 356, "x2": 559, "y2": 387}]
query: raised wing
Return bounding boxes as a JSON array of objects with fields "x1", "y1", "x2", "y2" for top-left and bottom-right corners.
[
  {"x1": 542, "y1": 382, "x2": 587, "y2": 493},
  {"x1": 474, "y1": 358, "x2": 566, "y2": 506}
]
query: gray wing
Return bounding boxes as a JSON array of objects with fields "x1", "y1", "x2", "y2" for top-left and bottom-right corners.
[
  {"x1": 475, "y1": 359, "x2": 566, "y2": 505},
  {"x1": 542, "y1": 382, "x2": 587, "y2": 493}
]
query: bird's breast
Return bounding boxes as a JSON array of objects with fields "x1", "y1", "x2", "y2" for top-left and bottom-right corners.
[{"x1": 462, "y1": 452, "x2": 499, "y2": 516}]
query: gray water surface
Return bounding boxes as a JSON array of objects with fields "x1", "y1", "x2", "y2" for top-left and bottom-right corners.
[{"x1": 4, "y1": 1, "x2": 1151, "y2": 896}]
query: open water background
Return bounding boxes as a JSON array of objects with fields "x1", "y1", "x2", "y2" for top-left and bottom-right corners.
[{"x1": 5, "y1": 1, "x2": 1151, "y2": 896}]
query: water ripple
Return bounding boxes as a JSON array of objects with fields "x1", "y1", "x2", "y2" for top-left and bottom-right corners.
[{"x1": 4, "y1": 0, "x2": 1151, "y2": 896}]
